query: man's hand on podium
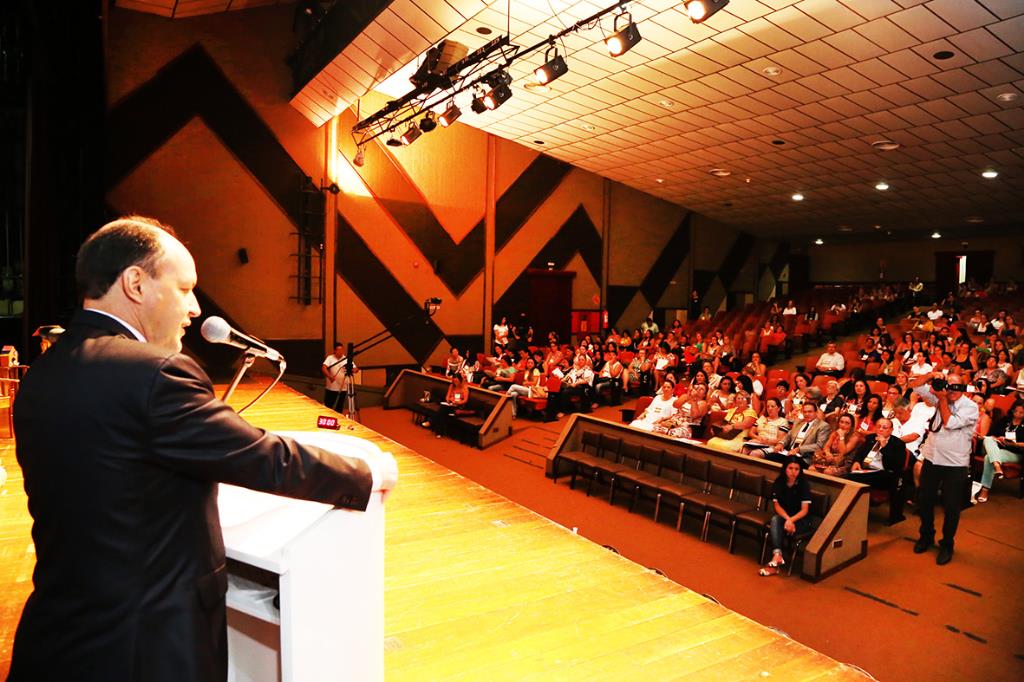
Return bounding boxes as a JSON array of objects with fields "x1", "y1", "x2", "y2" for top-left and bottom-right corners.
[{"x1": 368, "y1": 452, "x2": 399, "y2": 503}]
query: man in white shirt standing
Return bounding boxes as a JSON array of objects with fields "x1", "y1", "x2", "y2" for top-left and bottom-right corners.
[
  {"x1": 322, "y1": 342, "x2": 357, "y2": 412},
  {"x1": 814, "y1": 342, "x2": 846, "y2": 378},
  {"x1": 911, "y1": 373, "x2": 978, "y2": 565}
]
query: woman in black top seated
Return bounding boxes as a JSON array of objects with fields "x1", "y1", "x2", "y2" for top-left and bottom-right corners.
[{"x1": 760, "y1": 455, "x2": 812, "y2": 577}]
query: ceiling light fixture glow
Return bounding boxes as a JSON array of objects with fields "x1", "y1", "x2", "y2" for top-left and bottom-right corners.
[
  {"x1": 605, "y1": 11, "x2": 641, "y2": 57},
  {"x1": 814, "y1": 238, "x2": 823, "y2": 245},
  {"x1": 875, "y1": 181, "x2": 889, "y2": 191},
  {"x1": 981, "y1": 169, "x2": 998, "y2": 179},
  {"x1": 762, "y1": 66, "x2": 782, "y2": 77},
  {"x1": 871, "y1": 140, "x2": 900, "y2": 151},
  {"x1": 995, "y1": 92, "x2": 1018, "y2": 103},
  {"x1": 535, "y1": 46, "x2": 568, "y2": 85},
  {"x1": 438, "y1": 103, "x2": 461, "y2": 127},
  {"x1": 931, "y1": 231, "x2": 942, "y2": 239},
  {"x1": 684, "y1": 0, "x2": 730, "y2": 24},
  {"x1": 792, "y1": 193, "x2": 804, "y2": 201},
  {"x1": 708, "y1": 168, "x2": 731, "y2": 177}
]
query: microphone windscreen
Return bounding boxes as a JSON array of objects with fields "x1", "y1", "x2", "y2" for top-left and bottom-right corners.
[{"x1": 201, "y1": 316, "x2": 231, "y2": 343}]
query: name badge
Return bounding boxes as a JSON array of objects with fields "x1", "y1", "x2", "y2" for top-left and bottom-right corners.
[{"x1": 1006, "y1": 431, "x2": 1017, "y2": 442}]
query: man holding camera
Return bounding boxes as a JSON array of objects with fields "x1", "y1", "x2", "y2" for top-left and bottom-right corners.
[{"x1": 910, "y1": 372, "x2": 978, "y2": 565}]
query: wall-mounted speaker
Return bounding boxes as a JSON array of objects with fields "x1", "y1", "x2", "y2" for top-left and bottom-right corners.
[{"x1": 237, "y1": 248, "x2": 249, "y2": 264}]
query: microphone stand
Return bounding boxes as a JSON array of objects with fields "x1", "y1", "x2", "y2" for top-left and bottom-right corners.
[
  {"x1": 222, "y1": 352, "x2": 258, "y2": 403},
  {"x1": 222, "y1": 353, "x2": 288, "y2": 415},
  {"x1": 342, "y1": 298, "x2": 441, "y2": 423}
]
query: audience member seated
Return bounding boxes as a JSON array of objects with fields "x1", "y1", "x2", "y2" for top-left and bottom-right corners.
[
  {"x1": 821, "y1": 380, "x2": 844, "y2": 421},
  {"x1": 552, "y1": 355, "x2": 595, "y2": 419},
  {"x1": 759, "y1": 456, "x2": 812, "y2": 577},
  {"x1": 445, "y1": 346, "x2": 465, "y2": 378},
  {"x1": 706, "y1": 392, "x2": 758, "y2": 453},
  {"x1": 815, "y1": 342, "x2": 846, "y2": 377},
  {"x1": 813, "y1": 413, "x2": 862, "y2": 476},
  {"x1": 743, "y1": 352, "x2": 766, "y2": 378},
  {"x1": 708, "y1": 375, "x2": 737, "y2": 412},
  {"x1": 767, "y1": 402, "x2": 831, "y2": 466},
  {"x1": 785, "y1": 373, "x2": 812, "y2": 422},
  {"x1": 504, "y1": 358, "x2": 542, "y2": 417},
  {"x1": 743, "y1": 397, "x2": 789, "y2": 456},
  {"x1": 782, "y1": 300, "x2": 798, "y2": 316},
  {"x1": 856, "y1": 394, "x2": 884, "y2": 434},
  {"x1": 592, "y1": 350, "x2": 624, "y2": 407},
  {"x1": 908, "y1": 352, "x2": 933, "y2": 378},
  {"x1": 975, "y1": 402, "x2": 1024, "y2": 503},
  {"x1": 630, "y1": 380, "x2": 678, "y2": 432},
  {"x1": 975, "y1": 355, "x2": 1009, "y2": 393},
  {"x1": 485, "y1": 356, "x2": 518, "y2": 391},
  {"x1": 423, "y1": 374, "x2": 470, "y2": 439},
  {"x1": 848, "y1": 418, "x2": 908, "y2": 524}
]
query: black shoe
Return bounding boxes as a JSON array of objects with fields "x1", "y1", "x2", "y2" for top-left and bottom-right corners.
[
  {"x1": 936, "y1": 545, "x2": 953, "y2": 565},
  {"x1": 913, "y1": 537, "x2": 933, "y2": 554},
  {"x1": 886, "y1": 515, "x2": 906, "y2": 527}
]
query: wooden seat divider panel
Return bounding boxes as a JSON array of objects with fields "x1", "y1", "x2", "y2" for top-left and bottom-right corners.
[
  {"x1": 383, "y1": 369, "x2": 515, "y2": 448},
  {"x1": 546, "y1": 415, "x2": 869, "y2": 581}
]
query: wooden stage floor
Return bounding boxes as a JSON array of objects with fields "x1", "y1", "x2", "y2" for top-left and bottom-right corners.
[{"x1": 0, "y1": 382, "x2": 863, "y2": 680}]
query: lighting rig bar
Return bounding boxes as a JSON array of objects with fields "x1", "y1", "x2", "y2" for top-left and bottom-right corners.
[{"x1": 350, "y1": 0, "x2": 635, "y2": 148}]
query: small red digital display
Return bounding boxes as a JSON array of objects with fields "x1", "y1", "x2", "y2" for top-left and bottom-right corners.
[{"x1": 317, "y1": 415, "x2": 341, "y2": 430}]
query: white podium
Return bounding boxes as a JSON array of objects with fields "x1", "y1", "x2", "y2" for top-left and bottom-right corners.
[{"x1": 219, "y1": 432, "x2": 390, "y2": 682}]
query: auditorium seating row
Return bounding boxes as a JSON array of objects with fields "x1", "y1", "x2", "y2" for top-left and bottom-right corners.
[
  {"x1": 546, "y1": 415, "x2": 870, "y2": 581},
  {"x1": 382, "y1": 370, "x2": 515, "y2": 448}
]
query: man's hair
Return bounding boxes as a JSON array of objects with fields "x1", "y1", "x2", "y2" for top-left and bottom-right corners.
[{"x1": 76, "y1": 216, "x2": 175, "y2": 300}]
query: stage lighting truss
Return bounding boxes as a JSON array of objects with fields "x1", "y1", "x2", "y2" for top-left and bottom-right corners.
[{"x1": 350, "y1": 0, "x2": 650, "y2": 151}]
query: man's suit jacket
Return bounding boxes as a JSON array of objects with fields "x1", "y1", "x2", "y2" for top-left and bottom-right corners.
[
  {"x1": 852, "y1": 434, "x2": 908, "y2": 474},
  {"x1": 10, "y1": 310, "x2": 374, "y2": 682},
  {"x1": 780, "y1": 418, "x2": 832, "y2": 461}
]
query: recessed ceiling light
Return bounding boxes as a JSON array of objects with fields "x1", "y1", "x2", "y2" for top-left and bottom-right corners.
[
  {"x1": 532, "y1": 139, "x2": 544, "y2": 145},
  {"x1": 996, "y1": 92, "x2": 1018, "y2": 103},
  {"x1": 476, "y1": 26, "x2": 493, "y2": 35},
  {"x1": 523, "y1": 82, "x2": 550, "y2": 92},
  {"x1": 723, "y1": 201, "x2": 733, "y2": 207},
  {"x1": 933, "y1": 50, "x2": 955, "y2": 60},
  {"x1": 658, "y1": 99, "x2": 675, "y2": 108},
  {"x1": 838, "y1": 225, "x2": 852, "y2": 232},
  {"x1": 792, "y1": 193, "x2": 804, "y2": 201},
  {"x1": 762, "y1": 66, "x2": 782, "y2": 77},
  {"x1": 580, "y1": 123, "x2": 596, "y2": 131},
  {"x1": 871, "y1": 140, "x2": 900, "y2": 151},
  {"x1": 873, "y1": 224, "x2": 881, "y2": 230},
  {"x1": 772, "y1": 139, "x2": 786, "y2": 146},
  {"x1": 814, "y1": 238, "x2": 824, "y2": 245},
  {"x1": 931, "y1": 231, "x2": 942, "y2": 239},
  {"x1": 981, "y1": 169, "x2": 998, "y2": 179},
  {"x1": 965, "y1": 216, "x2": 984, "y2": 224},
  {"x1": 655, "y1": 178, "x2": 664, "y2": 184},
  {"x1": 708, "y1": 168, "x2": 731, "y2": 177},
  {"x1": 875, "y1": 181, "x2": 889, "y2": 191}
]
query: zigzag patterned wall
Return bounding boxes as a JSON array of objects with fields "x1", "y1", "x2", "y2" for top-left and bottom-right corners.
[{"x1": 104, "y1": 30, "x2": 790, "y2": 375}]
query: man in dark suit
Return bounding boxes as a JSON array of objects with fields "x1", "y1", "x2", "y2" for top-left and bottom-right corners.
[
  {"x1": 847, "y1": 417, "x2": 909, "y2": 525},
  {"x1": 10, "y1": 216, "x2": 397, "y2": 681}
]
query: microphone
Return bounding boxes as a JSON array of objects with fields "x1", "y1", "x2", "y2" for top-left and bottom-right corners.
[{"x1": 201, "y1": 316, "x2": 283, "y2": 363}]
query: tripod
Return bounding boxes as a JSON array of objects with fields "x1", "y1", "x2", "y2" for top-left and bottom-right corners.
[{"x1": 341, "y1": 297, "x2": 441, "y2": 423}]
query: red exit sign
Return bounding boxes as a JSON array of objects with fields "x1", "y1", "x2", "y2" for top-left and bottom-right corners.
[{"x1": 317, "y1": 415, "x2": 341, "y2": 430}]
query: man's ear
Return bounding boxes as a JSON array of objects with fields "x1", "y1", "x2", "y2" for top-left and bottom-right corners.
[{"x1": 120, "y1": 265, "x2": 146, "y2": 304}]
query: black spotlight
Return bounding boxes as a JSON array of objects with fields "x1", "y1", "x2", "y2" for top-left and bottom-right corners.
[
  {"x1": 400, "y1": 124, "x2": 422, "y2": 146},
  {"x1": 439, "y1": 103, "x2": 461, "y2": 127},
  {"x1": 684, "y1": 0, "x2": 730, "y2": 24},
  {"x1": 420, "y1": 112, "x2": 437, "y2": 132},
  {"x1": 483, "y1": 83, "x2": 512, "y2": 110},
  {"x1": 535, "y1": 45, "x2": 568, "y2": 85},
  {"x1": 385, "y1": 137, "x2": 403, "y2": 147},
  {"x1": 470, "y1": 93, "x2": 488, "y2": 114},
  {"x1": 605, "y1": 11, "x2": 641, "y2": 57}
]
